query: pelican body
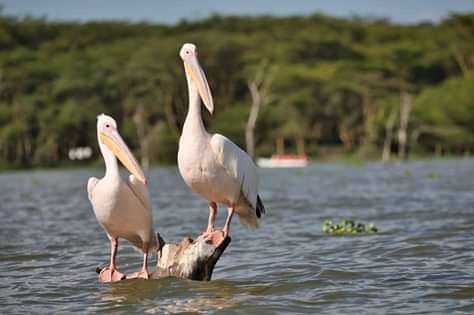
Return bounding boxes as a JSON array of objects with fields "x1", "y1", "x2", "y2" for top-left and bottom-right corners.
[
  {"x1": 177, "y1": 43, "x2": 265, "y2": 240},
  {"x1": 87, "y1": 114, "x2": 157, "y2": 282}
]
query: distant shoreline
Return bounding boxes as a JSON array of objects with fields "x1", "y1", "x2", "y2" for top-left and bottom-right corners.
[{"x1": 1, "y1": 155, "x2": 472, "y2": 173}]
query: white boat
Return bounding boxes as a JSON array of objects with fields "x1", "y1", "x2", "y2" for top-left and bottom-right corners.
[{"x1": 257, "y1": 154, "x2": 308, "y2": 168}]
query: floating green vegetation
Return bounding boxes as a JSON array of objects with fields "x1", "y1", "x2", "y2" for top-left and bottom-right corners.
[{"x1": 323, "y1": 218, "x2": 378, "y2": 235}]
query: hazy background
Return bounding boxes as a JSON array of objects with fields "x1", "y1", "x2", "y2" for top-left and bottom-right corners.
[{"x1": 0, "y1": 1, "x2": 473, "y2": 169}]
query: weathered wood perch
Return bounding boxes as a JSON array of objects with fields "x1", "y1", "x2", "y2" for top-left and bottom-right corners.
[{"x1": 96, "y1": 231, "x2": 231, "y2": 282}]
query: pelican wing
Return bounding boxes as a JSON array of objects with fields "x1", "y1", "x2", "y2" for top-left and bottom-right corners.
[
  {"x1": 127, "y1": 174, "x2": 151, "y2": 210},
  {"x1": 210, "y1": 133, "x2": 258, "y2": 208},
  {"x1": 87, "y1": 177, "x2": 99, "y2": 201}
]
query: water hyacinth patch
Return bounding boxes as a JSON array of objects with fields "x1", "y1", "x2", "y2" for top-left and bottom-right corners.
[{"x1": 322, "y1": 218, "x2": 378, "y2": 235}]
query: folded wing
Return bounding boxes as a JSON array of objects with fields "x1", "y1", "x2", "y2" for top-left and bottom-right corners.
[
  {"x1": 210, "y1": 133, "x2": 259, "y2": 208},
  {"x1": 127, "y1": 174, "x2": 151, "y2": 210}
]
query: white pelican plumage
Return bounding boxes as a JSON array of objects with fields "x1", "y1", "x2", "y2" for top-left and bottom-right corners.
[
  {"x1": 87, "y1": 114, "x2": 157, "y2": 282},
  {"x1": 177, "y1": 43, "x2": 266, "y2": 241}
]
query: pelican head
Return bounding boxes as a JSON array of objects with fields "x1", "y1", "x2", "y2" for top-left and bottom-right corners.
[
  {"x1": 97, "y1": 114, "x2": 146, "y2": 183},
  {"x1": 180, "y1": 43, "x2": 214, "y2": 114}
]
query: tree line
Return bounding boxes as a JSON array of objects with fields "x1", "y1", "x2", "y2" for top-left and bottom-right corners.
[{"x1": 0, "y1": 12, "x2": 473, "y2": 168}]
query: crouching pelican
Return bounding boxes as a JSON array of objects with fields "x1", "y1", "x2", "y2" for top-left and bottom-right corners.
[
  {"x1": 177, "y1": 43, "x2": 266, "y2": 242},
  {"x1": 87, "y1": 114, "x2": 157, "y2": 282}
]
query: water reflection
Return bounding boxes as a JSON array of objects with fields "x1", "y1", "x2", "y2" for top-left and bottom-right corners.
[
  {"x1": 98, "y1": 278, "x2": 170, "y2": 303},
  {"x1": 98, "y1": 278, "x2": 239, "y2": 314},
  {"x1": 144, "y1": 296, "x2": 236, "y2": 314}
]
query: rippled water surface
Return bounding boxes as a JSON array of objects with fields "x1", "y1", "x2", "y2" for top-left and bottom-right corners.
[{"x1": 1, "y1": 159, "x2": 473, "y2": 314}]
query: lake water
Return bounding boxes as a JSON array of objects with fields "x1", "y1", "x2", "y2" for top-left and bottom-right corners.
[{"x1": 1, "y1": 159, "x2": 473, "y2": 314}]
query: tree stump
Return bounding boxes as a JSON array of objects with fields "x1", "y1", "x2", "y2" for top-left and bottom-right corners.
[{"x1": 95, "y1": 231, "x2": 231, "y2": 282}]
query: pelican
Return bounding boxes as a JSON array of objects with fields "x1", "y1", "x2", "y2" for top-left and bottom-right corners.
[
  {"x1": 177, "y1": 43, "x2": 266, "y2": 241},
  {"x1": 87, "y1": 114, "x2": 157, "y2": 282}
]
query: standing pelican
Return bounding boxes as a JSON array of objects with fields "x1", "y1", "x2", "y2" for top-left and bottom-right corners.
[
  {"x1": 177, "y1": 43, "x2": 266, "y2": 241},
  {"x1": 87, "y1": 114, "x2": 157, "y2": 282}
]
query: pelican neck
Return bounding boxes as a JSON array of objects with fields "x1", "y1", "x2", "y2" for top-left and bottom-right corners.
[
  {"x1": 183, "y1": 72, "x2": 207, "y2": 135},
  {"x1": 98, "y1": 137, "x2": 120, "y2": 179}
]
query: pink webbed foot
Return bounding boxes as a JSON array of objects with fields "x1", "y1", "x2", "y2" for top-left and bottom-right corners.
[
  {"x1": 126, "y1": 270, "x2": 151, "y2": 280},
  {"x1": 197, "y1": 231, "x2": 211, "y2": 240},
  {"x1": 98, "y1": 266, "x2": 126, "y2": 283},
  {"x1": 198, "y1": 230, "x2": 226, "y2": 247},
  {"x1": 197, "y1": 227, "x2": 215, "y2": 241}
]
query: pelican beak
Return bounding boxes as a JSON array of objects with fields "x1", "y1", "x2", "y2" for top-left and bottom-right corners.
[
  {"x1": 184, "y1": 58, "x2": 214, "y2": 114},
  {"x1": 99, "y1": 131, "x2": 146, "y2": 183}
]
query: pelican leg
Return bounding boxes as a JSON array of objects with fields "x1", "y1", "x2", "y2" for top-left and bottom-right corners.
[
  {"x1": 137, "y1": 243, "x2": 151, "y2": 279},
  {"x1": 222, "y1": 207, "x2": 235, "y2": 239},
  {"x1": 98, "y1": 238, "x2": 125, "y2": 283},
  {"x1": 199, "y1": 202, "x2": 217, "y2": 240},
  {"x1": 126, "y1": 242, "x2": 151, "y2": 280},
  {"x1": 206, "y1": 202, "x2": 217, "y2": 233}
]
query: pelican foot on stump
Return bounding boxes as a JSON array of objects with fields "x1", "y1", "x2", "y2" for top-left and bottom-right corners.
[
  {"x1": 96, "y1": 266, "x2": 126, "y2": 283},
  {"x1": 95, "y1": 267, "x2": 150, "y2": 282},
  {"x1": 125, "y1": 270, "x2": 151, "y2": 280},
  {"x1": 197, "y1": 230, "x2": 226, "y2": 248}
]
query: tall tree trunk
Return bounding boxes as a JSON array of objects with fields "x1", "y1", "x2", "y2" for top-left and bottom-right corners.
[
  {"x1": 382, "y1": 107, "x2": 397, "y2": 161},
  {"x1": 276, "y1": 135, "x2": 284, "y2": 155},
  {"x1": 245, "y1": 60, "x2": 275, "y2": 160},
  {"x1": 362, "y1": 87, "x2": 378, "y2": 147},
  {"x1": 339, "y1": 127, "x2": 354, "y2": 150},
  {"x1": 398, "y1": 91, "x2": 412, "y2": 161},
  {"x1": 162, "y1": 85, "x2": 180, "y2": 138},
  {"x1": 245, "y1": 87, "x2": 261, "y2": 160},
  {"x1": 451, "y1": 45, "x2": 470, "y2": 78},
  {"x1": 297, "y1": 136, "x2": 305, "y2": 155},
  {"x1": 133, "y1": 105, "x2": 149, "y2": 170}
]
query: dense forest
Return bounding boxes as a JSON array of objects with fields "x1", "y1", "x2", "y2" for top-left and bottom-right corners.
[{"x1": 0, "y1": 11, "x2": 473, "y2": 168}]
